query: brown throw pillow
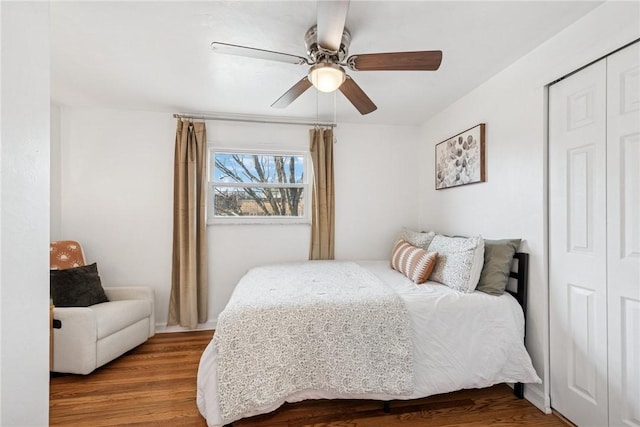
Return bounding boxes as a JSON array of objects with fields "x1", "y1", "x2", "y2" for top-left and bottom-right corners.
[{"x1": 390, "y1": 239, "x2": 439, "y2": 284}]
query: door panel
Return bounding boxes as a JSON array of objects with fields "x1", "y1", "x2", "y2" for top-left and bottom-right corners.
[
  {"x1": 567, "y1": 284, "x2": 598, "y2": 402},
  {"x1": 606, "y1": 42, "x2": 640, "y2": 427},
  {"x1": 549, "y1": 58, "x2": 608, "y2": 427},
  {"x1": 567, "y1": 145, "x2": 595, "y2": 253}
]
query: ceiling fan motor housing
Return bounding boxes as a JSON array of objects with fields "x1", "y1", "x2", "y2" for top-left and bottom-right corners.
[{"x1": 305, "y1": 25, "x2": 351, "y2": 64}]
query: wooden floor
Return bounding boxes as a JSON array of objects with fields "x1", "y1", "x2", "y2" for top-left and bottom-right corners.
[{"x1": 50, "y1": 331, "x2": 568, "y2": 427}]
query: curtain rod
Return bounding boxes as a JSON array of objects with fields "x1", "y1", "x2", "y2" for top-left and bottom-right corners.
[{"x1": 173, "y1": 113, "x2": 336, "y2": 128}]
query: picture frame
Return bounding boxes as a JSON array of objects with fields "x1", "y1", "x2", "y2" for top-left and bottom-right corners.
[{"x1": 435, "y1": 123, "x2": 485, "y2": 190}]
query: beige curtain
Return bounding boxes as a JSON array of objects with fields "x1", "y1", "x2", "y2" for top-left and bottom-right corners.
[
  {"x1": 309, "y1": 127, "x2": 335, "y2": 260},
  {"x1": 168, "y1": 120, "x2": 208, "y2": 328}
]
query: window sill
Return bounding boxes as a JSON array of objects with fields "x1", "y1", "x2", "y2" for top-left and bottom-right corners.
[{"x1": 207, "y1": 218, "x2": 311, "y2": 226}]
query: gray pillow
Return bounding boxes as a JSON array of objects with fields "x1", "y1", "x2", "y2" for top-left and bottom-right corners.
[
  {"x1": 50, "y1": 263, "x2": 109, "y2": 307},
  {"x1": 476, "y1": 239, "x2": 521, "y2": 295}
]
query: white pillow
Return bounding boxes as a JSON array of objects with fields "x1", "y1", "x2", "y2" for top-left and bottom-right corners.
[
  {"x1": 397, "y1": 227, "x2": 436, "y2": 249},
  {"x1": 427, "y1": 234, "x2": 484, "y2": 293}
]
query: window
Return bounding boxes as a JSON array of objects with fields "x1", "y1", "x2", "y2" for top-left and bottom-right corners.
[{"x1": 209, "y1": 149, "x2": 309, "y2": 223}]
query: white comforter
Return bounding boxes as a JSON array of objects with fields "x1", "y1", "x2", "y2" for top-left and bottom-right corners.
[{"x1": 197, "y1": 261, "x2": 541, "y2": 427}]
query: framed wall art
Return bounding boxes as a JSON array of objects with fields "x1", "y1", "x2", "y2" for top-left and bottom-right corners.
[{"x1": 435, "y1": 123, "x2": 485, "y2": 190}]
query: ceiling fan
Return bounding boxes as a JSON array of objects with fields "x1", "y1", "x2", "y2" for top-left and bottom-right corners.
[{"x1": 210, "y1": 0, "x2": 442, "y2": 115}]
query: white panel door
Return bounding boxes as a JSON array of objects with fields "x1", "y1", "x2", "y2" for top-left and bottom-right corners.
[
  {"x1": 549, "y1": 58, "x2": 609, "y2": 427},
  {"x1": 607, "y1": 42, "x2": 640, "y2": 427}
]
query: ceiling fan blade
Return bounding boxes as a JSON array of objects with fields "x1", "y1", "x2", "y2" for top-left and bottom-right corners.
[
  {"x1": 211, "y1": 42, "x2": 309, "y2": 65},
  {"x1": 316, "y1": 0, "x2": 350, "y2": 52},
  {"x1": 271, "y1": 77, "x2": 313, "y2": 108},
  {"x1": 339, "y1": 75, "x2": 377, "y2": 115},
  {"x1": 347, "y1": 51, "x2": 443, "y2": 71}
]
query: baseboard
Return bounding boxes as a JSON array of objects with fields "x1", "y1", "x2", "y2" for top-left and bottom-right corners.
[
  {"x1": 523, "y1": 382, "x2": 550, "y2": 414},
  {"x1": 553, "y1": 409, "x2": 578, "y2": 426},
  {"x1": 155, "y1": 320, "x2": 217, "y2": 334}
]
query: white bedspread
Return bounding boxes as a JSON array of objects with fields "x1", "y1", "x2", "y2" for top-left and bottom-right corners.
[
  {"x1": 210, "y1": 261, "x2": 414, "y2": 425},
  {"x1": 197, "y1": 261, "x2": 541, "y2": 427}
]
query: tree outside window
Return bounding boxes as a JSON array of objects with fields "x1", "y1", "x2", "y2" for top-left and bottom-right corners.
[{"x1": 210, "y1": 151, "x2": 307, "y2": 220}]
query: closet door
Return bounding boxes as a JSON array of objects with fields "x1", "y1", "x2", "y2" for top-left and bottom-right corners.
[
  {"x1": 606, "y1": 43, "x2": 640, "y2": 427},
  {"x1": 549, "y1": 58, "x2": 609, "y2": 426}
]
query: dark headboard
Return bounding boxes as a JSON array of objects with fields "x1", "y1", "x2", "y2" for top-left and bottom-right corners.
[
  {"x1": 506, "y1": 252, "x2": 529, "y2": 317},
  {"x1": 505, "y1": 252, "x2": 529, "y2": 399}
]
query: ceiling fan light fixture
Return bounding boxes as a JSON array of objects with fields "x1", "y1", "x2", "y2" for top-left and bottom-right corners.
[{"x1": 308, "y1": 62, "x2": 345, "y2": 92}]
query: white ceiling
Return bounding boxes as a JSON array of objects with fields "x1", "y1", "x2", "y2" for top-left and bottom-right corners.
[{"x1": 50, "y1": 1, "x2": 603, "y2": 126}]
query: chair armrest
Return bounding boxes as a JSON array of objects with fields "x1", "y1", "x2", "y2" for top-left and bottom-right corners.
[
  {"x1": 104, "y1": 286, "x2": 154, "y2": 302},
  {"x1": 52, "y1": 306, "x2": 97, "y2": 335},
  {"x1": 103, "y1": 286, "x2": 156, "y2": 337},
  {"x1": 52, "y1": 307, "x2": 98, "y2": 374}
]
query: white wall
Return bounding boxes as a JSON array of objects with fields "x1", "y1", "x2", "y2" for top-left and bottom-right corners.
[
  {"x1": 417, "y1": 1, "x2": 640, "y2": 413},
  {"x1": 51, "y1": 104, "x2": 63, "y2": 240},
  {"x1": 334, "y1": 124, "x2": 421, "y2": 260},
  {"x1": 55, "y1": 109, "x2": 421, "y2": 329},
  {"x1": 57, "y1": 108, "x2": 176, "y2": 326},
  {"x1": 0, "y1": 2, "x2": 51, "y2": 425}
]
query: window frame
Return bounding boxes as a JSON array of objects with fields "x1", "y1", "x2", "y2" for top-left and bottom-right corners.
[{"x1": 207, "y1": 147, "x2": 311, "y2": 225}]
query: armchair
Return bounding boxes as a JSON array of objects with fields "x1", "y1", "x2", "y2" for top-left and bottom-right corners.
[{"x1": 50, "y1": 241, "x2": 155, "y2": 375}]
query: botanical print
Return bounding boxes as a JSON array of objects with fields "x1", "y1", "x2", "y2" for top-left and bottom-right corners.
[{"x1": 435, "y1": 124, "x2": 485, "y2": 190}]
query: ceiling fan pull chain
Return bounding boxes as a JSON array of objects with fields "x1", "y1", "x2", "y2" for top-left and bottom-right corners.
[
  {"x1": 316, "y1": 87, "x2": 319, "y2": 126},
  {"x1": 333, "y1": 90, "x2": 338, "y2": 138},
  {"x1": 332, "y1": 90, "x2": 338, "y2": 144}
]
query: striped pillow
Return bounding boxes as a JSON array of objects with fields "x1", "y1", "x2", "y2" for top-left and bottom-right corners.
[{"x1": 390, "y1": 239, "x2": 439, "y2": 284}]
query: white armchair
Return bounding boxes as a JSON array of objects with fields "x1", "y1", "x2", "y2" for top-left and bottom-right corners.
[{"x1": 50, "y1": 241, "x2": 155, "y2": 375}]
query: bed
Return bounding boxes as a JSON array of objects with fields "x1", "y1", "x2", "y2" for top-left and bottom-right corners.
[{"x1": 197, "y1": 248, "x2": 541, "y2": 427}]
